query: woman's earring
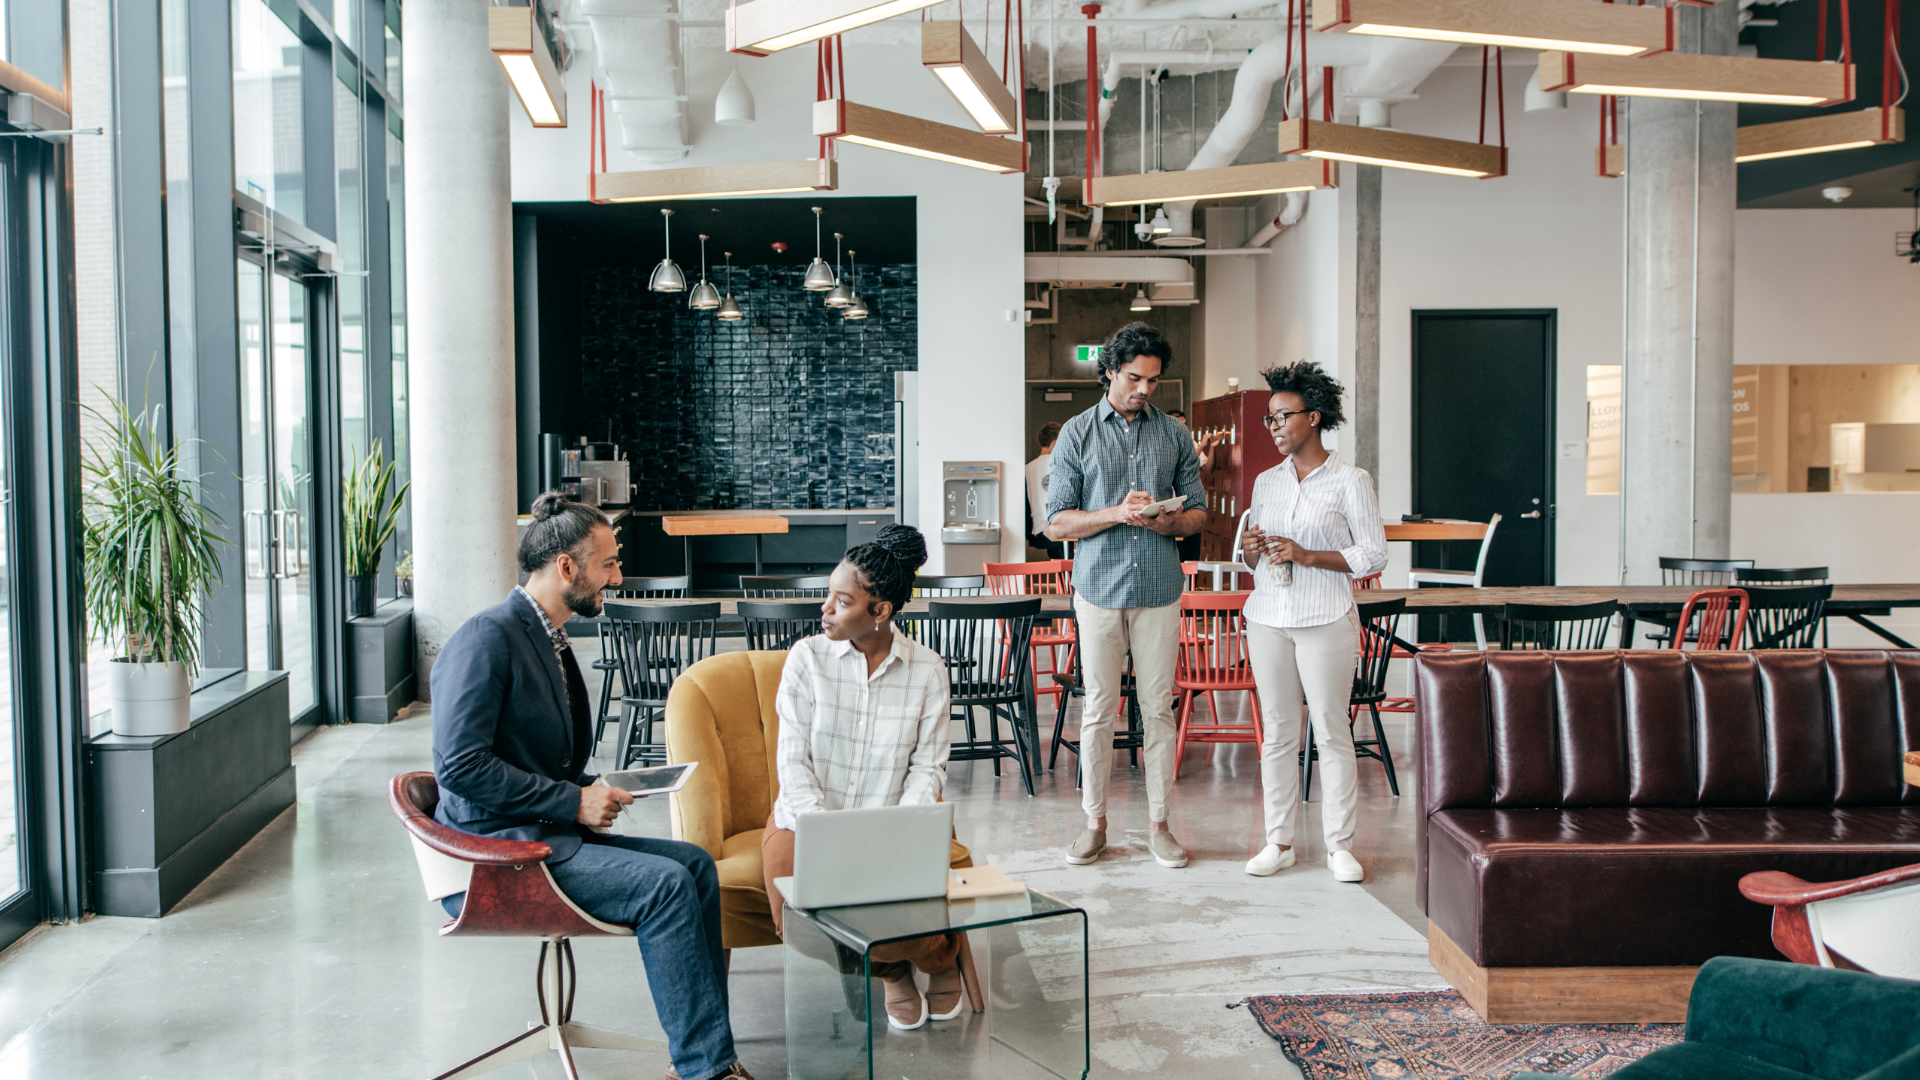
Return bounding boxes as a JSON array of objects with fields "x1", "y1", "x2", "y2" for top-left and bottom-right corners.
[{"x1": 875, "y1": 620, "x2": 882, "y2": 633}]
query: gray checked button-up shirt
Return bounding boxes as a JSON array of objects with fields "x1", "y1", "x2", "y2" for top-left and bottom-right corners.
[{"x1": 1044, "y1": 397, "x2": 1204, "y2": 610}]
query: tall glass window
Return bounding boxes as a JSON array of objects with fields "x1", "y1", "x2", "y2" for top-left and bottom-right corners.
[
  {"x1": 387, "y1": 116, "x2": 409, "y2": 560},
  {"x1": 231, "y1": 0, "x2": 305, "y2": 222},
  {"x1": 336, "y1": 67, "x2": 366, "y2": 462},
  {"x1": 382, "y1": 0, "x2": 401, "y2": 100},
  {"x1": 162, "y1": 0, "x2": 195, "y2": 374}
]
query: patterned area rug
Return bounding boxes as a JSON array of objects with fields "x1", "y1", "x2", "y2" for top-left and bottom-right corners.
[{"x1": 1245, "y1": 989, "x2": 1683, "y2": 1079}]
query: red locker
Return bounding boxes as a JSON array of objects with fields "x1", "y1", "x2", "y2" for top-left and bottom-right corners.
[{"x1": 1191, "y1": 390, "x2": 1284, "y2": 562}]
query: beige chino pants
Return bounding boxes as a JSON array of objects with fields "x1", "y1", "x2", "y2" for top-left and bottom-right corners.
[
  {"x1": 1246, "y1": 611, "x2": 1361, "y2": 852},
  {"x1": 1073, "y1": 595, "x2": 1181, "y2": 823}
]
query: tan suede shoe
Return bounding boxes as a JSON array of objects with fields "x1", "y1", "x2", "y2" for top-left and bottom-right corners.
[
  {"x1": 665, "y1": 1061, "x2": 755, "y2": 1080},
  {"x1": 883, "y1": 973, "x2": 927, "y2": 1031},
  {"x1": 927, "y1": 963, "x2": 966, "y2": 1020}
]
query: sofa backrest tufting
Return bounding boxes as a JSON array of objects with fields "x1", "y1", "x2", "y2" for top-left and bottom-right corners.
[{"x1": 1416, "y1": 650, "x2": 1920, "y2": 814}]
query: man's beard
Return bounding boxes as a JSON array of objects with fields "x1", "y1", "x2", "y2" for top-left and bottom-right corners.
[{"x1": 563, "y1": 578, "x2": 604, "y2": 618}]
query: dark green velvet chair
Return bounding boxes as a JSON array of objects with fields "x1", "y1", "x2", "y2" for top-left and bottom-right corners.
[{"x1": 1516, "y1": 956, "x2": 1920, "y2": 1080}]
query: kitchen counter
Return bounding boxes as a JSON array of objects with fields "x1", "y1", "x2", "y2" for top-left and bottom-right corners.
[{"x1": 624, "y1": 509, "x2": 897, "y2": 588}]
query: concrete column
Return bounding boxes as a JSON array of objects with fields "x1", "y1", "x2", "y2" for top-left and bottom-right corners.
[
  {"x1": 404, "y1": 0, "x2": 519, "y2": 693},
  {"x1": 1352, "y1": 163, "x2": 1382, "y2": 479},
  {"x1": 1620, "y1": 2, "x2": 1737, "y2": 584}
]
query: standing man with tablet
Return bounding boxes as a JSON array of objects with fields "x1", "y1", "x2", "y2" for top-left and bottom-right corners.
[
  {"x1": 1044, "y1": 322, "x2": 1207, "y2": 869},
  {"x1": 431, "y1": 492, "x2": 751, "y2": 1080}
]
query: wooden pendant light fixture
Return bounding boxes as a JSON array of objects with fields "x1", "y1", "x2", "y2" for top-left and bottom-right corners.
[
  {"x1": 490, "y1": 6, "x2": 566, "y2": 127},
  {"x1": 1315, "y1": 0, "x2": 1675, "y2": 58},
  {"x1": 1085, "y1": 160, "x2": 1337, "y2": 206},
  {"x1": 594, "y1": 160, "x2": 840, "y2": 203},
  {"x1": 921, "y1": 22, "x2": 1019, "y2": 133},
  {"x1": 1539, "y1": 50, "x2": 1854, "y2": 106},
  {"x1": 729, "y1": 0, "x2": 942, "y2": 56},
  {"x1": 813, "y1": 99, "x2": 1026, "y2": 172},
  {"x1": 1279, "y1": 118, "x2": 1507, "y2": 178},
  {"x1": 1735, "y1": 107, "x2": 1904, "y2": 162}
]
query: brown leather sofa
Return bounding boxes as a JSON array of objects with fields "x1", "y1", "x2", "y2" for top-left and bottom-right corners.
[{"x1": 1415, "y1": 649, "x2": 1920, "y2": 1022}]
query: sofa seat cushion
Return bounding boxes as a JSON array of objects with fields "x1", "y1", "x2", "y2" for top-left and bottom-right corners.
[
  {"x1": 1429, "y1": 807, "x2": 1920, "y2": 968},
  {"x1": 714, "y1": 828, "x2": 777, "y2": 950}
]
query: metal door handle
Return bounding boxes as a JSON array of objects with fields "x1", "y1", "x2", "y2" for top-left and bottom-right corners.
[
  {"x1": 1521, "y1": 510, "x2": 1542, "y2": 519},
  {"x1": 245, "y1": 510, "x2": 271, "y2": 578}
]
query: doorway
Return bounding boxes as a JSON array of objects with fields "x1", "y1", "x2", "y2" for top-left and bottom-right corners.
[
  {"x1": 237, "y1": 259, "x2": 320, "y2": 721},
  {"x1": 1411, "y1": 310, "x2": 1556, "y2": 640}
]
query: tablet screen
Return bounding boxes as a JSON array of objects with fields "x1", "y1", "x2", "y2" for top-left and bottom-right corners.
[{"x1": 603, "y1": 762, "x2": 699, "y2": 795}]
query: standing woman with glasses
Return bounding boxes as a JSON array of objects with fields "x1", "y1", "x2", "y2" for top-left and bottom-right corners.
[{"x1": 1237, "y1": 362, "x2": 1387, "y2": 883}]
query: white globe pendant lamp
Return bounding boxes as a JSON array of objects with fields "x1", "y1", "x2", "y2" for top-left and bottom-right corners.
[
  {"x1": 649, "y1": 208, "x2": 686, "y2": 292},
  {"x1": 803, "y1": 206, "x2": 837, "y2": 291}
]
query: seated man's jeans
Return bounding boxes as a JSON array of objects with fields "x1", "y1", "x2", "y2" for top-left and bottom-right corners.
[{"x1": 442, "y1": 835, "x2": 735, "y2": 1080}]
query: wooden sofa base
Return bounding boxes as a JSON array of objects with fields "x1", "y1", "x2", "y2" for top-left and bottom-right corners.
[{"x1": 1429, "y1": 922, "x2": 1697, "y2": 1024}]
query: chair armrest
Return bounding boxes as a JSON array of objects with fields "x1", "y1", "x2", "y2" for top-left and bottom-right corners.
[
  {"x1": 1739, "y1": 862, "x2": 1920, "y2": 907},
  {"x1": 387, "y1": 779, "x2": 554, "y2": 866}
]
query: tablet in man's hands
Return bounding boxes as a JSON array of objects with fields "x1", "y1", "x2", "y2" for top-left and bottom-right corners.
[{"x1": 602, "y1": 762, "x2": 700, "y2": 796}]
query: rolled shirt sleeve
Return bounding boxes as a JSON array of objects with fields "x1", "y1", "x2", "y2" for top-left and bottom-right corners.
[
  {"x1": 1339, "y1": 468, "x2": 1389, "y2": 579},
  {"x1": 1043, "y1": 422, "x2": 1086, "y2": 525},
  {"x1": 772, "y1": 652, "x2": 829, "y2": 831},
  {"x1": 1174, "y1": 434, "x2": 1205, "y2": 512}
]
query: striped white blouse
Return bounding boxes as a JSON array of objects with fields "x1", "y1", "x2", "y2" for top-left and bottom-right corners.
[
  {"x1": 771, "y1": 627, "x2": 952, "y2": 832},
  {"x1": 1241, "y1": 452, "x2": 1389, "y2": 630}
]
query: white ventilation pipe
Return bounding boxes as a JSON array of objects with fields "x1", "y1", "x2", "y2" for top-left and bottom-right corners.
[
  {"x1": 1121, "y1": 0, "x2": 1307, "y2": 22},
  {"x1": 1245, "y1": 191, "x2": 1307, "y2": 247},
  {"x1": 585, "y1": 0, "x2": 688, "y2": 164},
  {"x1": 1162, "y1": 35, "x2": 1456, "y2": 240}
]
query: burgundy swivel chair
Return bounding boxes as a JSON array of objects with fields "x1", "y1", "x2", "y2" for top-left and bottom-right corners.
[{"x1": 390, "y1": 772, "x2": 666, "y2": 1080}]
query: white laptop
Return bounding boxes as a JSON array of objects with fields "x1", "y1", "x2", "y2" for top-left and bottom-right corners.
[{"x1": 772, "y1": 803, "x2": 953, "y2": 910}]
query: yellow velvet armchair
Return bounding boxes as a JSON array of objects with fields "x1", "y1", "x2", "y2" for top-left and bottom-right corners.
[
  {"x1": 665, "y1": 650, "x2": 788, "y2": 950},
  {"x1": 664, "y1": 649, "x2": 974, "y2": 951}
]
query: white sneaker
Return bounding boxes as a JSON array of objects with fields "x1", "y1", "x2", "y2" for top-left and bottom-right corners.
[
  {"x1": 1328, "y1": 849, "x2": 1365, "y2": 883},
  {"x1": 1245, "y1": 845, "x2": 1296, "y2": 877}
]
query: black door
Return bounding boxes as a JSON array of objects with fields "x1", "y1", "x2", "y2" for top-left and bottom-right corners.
[{"x1": 1411, "y1": 310, "x2": 1556, "y2": 640}]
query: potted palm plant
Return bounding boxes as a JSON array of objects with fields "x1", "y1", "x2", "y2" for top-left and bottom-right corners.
[
  {"x1": 343, "y1": 440, "x2": 409, "y2": 618},
  {"x1": 82, "y1": 400, "x2": 227, "y2": 737}
]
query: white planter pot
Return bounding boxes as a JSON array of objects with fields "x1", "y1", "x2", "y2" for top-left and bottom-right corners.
[{"x1": 109, "y1": 658, "x2": 191, "y2": 737}]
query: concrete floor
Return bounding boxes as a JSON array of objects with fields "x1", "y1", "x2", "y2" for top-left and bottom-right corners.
[{"x1": 0, "y1": 666, "x2": 1442, "y2": 1078}]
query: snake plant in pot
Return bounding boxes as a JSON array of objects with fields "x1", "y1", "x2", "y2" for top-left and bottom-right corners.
[
  {"x1": 82, "y1": 400, "x2": 227, "y2": 737},
  {"x1": 343, "y1": 440, "x2": 409, "y2": 618}
]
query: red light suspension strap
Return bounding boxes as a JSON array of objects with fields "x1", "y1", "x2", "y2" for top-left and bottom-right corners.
[
  {"x1": 816, "y1": 36, "x2": 844, "y2": 159},
  {"x1": 1084, "y1": 3, "x2": 1101, "y2": 186},
  {"x1": 1884, "y1": 0, "x2": 1905, "y2": 138}
]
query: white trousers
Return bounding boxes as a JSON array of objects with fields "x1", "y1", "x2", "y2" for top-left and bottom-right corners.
[
  {"x1": 1246, "y1": 611, "x2": 1361, "y2": 852},
  {"x1": 1073, "y1": 595, "x2": 1180, "y2": 823}
]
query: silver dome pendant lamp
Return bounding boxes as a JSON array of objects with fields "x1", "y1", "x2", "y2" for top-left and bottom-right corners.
[
  {"x1": 716, "y1": 252, "x2": 745, "y2": 321},
  {"x1": 689, "y1": 233, "x2": 721, "y2": 310},
  {"x1": 648, "y1": 208, "x2": 686, "y2": 292},
  {"x1": 802, "y1": 206, "x2": 836, "y2": 291},
  {"x1": 824, "y1": 232, "x2": 852, "y2": 307},
  {"x1": 842, "y1": 251, "x2": 869, "y2": 320}
]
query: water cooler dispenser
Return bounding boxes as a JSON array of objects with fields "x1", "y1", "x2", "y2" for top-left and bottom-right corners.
[{"x1": 940, "y1": 461, "x2": 1002, "y2": 575}]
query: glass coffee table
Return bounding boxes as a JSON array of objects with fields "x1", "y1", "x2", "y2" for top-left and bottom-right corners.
[{"x1": 783, "y1": 889, "x2": 1088, "y2": 1080}]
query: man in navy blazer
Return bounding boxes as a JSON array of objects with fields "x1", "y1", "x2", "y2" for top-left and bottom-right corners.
[{"x1": 431, "y1": 492, "x2": 751, "y2": 1080}]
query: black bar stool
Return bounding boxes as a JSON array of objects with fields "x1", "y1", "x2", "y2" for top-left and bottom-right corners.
[
  {"x1": 603, "y1": 600, "x2": 720, "y2": 769},
  {"x1": 590, "y1": 576, "x2": 689, "y2": 755}
]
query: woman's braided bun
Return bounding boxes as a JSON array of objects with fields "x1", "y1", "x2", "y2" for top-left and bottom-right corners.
[{"x1": 843, "y1": 524, "x2": 929, "y2": 612}]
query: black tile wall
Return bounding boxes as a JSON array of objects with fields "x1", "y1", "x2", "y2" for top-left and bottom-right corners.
[{"x1": 577, "y1": 263, "x2": 917, "y2": 512}]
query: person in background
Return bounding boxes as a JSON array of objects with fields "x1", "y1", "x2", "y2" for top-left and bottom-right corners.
[
  {"x1": 1044, "y1": 322, "x2": 1207, "y2": 870},
  {"x1": 1026, "y1": 422, "x2": 1064, "y2": 558},
  {"x1": 761, "y1": 525, "x2": 970, "y2": 1033},
  {"x1": 1166, "y1": 409, "x2": 1224, "y2": 565},
  {"x1": 431, "y1": 492, "x2": 750, "y2": 1080},
  {"x1": 1238, "y1": 362, "x2": 1387, "y2": 885}
]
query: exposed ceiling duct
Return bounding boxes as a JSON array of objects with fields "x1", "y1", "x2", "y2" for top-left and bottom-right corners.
[{"x1": 582, "y1": 0, "x2": 689, "y2": 164}]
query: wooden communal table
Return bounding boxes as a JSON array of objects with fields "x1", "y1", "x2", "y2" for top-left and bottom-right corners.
[
  {"x1": 1364, "y1": 584, "x2": 1920, "y2": 650},
  {"x1": 660, "y1": 513, "x2": 789, "y2": 577},
  {"x1": 1382, "y1": 520, "x2": 1489, "y2": 542}
]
